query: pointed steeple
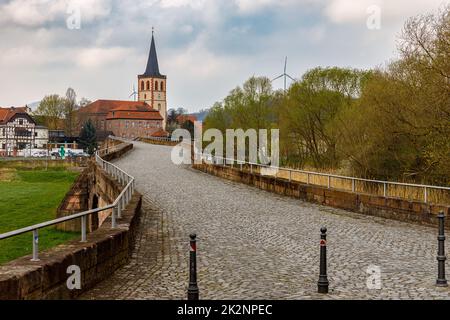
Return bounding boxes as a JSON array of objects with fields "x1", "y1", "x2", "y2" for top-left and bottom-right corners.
[{"x1": 141, "y1": 29, "x2": 164, "y2": 78}]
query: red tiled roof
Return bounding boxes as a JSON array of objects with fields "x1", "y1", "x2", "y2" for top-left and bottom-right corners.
[
  {"x1": 79, "y1": 100, "x2": 153, "y2": 114},
  {"x1": 0, "y1": 107, "x2": 29, "y2": 124},
  {"x1": 176, "y1": 114, "x2": 197, "y2": 124},
  {"x1": 0, "y1": 108, "x2": 9, "y2": 122},
  {"x1": 106, "y1": 110, "x2": 163, "y2": 121},
  {"x1": 150, "y1": 129, "x2": 169, "y2": 137},
  {"x1": 111, "y1": 104, "x2": 154, "y2": 112}
]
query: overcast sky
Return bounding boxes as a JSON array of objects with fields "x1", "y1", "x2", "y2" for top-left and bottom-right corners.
[{"x1": 0, "y1": 0, "x2": 447, "y2": 112}]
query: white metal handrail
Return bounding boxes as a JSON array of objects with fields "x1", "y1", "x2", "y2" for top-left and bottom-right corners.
[
  {"x1": 198, "y1": 153, "x2": 450, "y2": 204},
  {"x1": 140, "y1": 135, "x2": 180, "y2": 142},
  {"x1": 0, "y1": 138, "x2": 136, "y2": 262}
]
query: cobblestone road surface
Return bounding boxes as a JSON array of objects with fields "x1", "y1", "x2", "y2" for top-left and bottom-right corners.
[{"x1": 81, "y1": 141, "x2": 450, "y2": 300}]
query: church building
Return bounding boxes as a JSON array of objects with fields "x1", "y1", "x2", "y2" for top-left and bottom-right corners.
[
  {"x1": 137, "y1": 32, "x2": 167, "y2": 129},
  {"x1": 77, "y1": 32, "x2": 168, "y2": 140}
]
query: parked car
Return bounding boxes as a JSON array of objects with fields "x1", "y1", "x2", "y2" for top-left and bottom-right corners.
[
  {"x1": 77, "y1": 152, "x2": 91, "y2": 157},
  {"x1": 34, "y1": 151, "x2": 48, "y2": 158},
  {"x1": 66, "y1": 150, "x2": 77, "y2": 158}
]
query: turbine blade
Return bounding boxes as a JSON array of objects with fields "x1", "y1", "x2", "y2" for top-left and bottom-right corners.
[
  {"x1": 272, "y1": 74, "x2": 284, "y2": 81},
  {"x1": 286, "y1": 74, "x2": 296, "y2": 81},
  {"x1": 284, "y1": 56, "x2": 287, "y2": 73}
]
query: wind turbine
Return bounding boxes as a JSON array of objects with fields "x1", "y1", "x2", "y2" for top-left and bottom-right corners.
[
  {"x1": 271, "y1": 56, "x2": 296, "y2": 92},
  {"x1": 129, "y1": 84, "x2": 138, "y2": 101}
]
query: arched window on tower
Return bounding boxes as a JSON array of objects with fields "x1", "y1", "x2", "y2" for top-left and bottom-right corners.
[
  {"x1": 140, "y1": 81, "x2": 144, "y2": 91},
  {"x1": 155, "y1": 81, "x2": 159, "y2": 91},
  {"x1": 146, "y1": 81, "x2": 150, "y2": 90},
  {"x1": 161, "y1": 82, "x2": 164, "y2": 91}
]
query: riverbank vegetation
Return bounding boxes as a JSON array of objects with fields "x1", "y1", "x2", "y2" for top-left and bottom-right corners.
[{"x1": 203, "y1": 7, "x2": 449, "y2": 185}]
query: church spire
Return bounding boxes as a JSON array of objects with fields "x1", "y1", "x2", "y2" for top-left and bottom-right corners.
[{"x1": 142, "y1": 30, "x2": 163, "y2": 78}]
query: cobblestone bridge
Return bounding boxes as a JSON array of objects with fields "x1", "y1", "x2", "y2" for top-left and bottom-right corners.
[{"x1": 81, "y1": 141, "x2": 449, "y2": 300}]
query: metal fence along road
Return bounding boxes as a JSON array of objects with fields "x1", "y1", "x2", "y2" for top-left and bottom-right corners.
[
  {"x1": 197, "y1": 153, "x2": 450, "y2": 205},
  {"x1": 0, "y1": 139, "x2": 136, "y2": 261}
]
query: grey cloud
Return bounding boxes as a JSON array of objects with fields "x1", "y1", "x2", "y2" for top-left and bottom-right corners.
[{"x1": 0, "y1": 0, "x2": 445, "y2": 111}]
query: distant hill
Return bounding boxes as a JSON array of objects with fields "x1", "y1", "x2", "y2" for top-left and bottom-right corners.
[
  {"x1": 189, "y1": 109, "x2": 209, "y2": 122},
  {"x1": 26, "y1": 101, "x2": 41, "y2": 112}
]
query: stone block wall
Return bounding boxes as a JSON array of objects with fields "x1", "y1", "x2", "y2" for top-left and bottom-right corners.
[
  {"x1": 0, "y1": 139, "x2": 141, "y2": 300},
  {"x1": 193, "y1": 163, "x2": 450, "y2": 228},
  {"x1": 56, "y1": 141, "x2": 133, "y2": 232},
  {"x1": 0, "y1": 192, "x2": 142, "y2": 300},
  {"x1": 138, "y1": 137, "x2": 179, "y2": 146}
]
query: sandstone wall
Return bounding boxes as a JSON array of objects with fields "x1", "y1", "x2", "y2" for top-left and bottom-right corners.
[
  {"x1": 138, "y1": 137, "x2": 179, "y2": 146},
  {"x1": 0, "y1": 139, "x2": 141, "y2": 300},
  {"x1": 193, "y1": 163, "x2": 450, "y2": 228},
  {"x1": 56, "y1": 141, "x2": 133, "y2": 232}
]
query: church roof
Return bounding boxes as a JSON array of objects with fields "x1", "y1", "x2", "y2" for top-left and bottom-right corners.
[
  {"x1": 99, "y1": 100, "x2": 163, "y2": 121},
  {"x1": 79, "y1": 100, "x2": 152, "y2": 115},
  {"x1": 106, "y1": 110, "x2": 163, "y2": 121},
  {"x1": 139, "y1": 33, "x2": 166, "y2": 79}
]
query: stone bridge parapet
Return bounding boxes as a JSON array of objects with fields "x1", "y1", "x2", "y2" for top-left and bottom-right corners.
[
  {"x1": 193, "y1": 162, "x2": 450, "y2": 228},
  {"x1": 0, "y1": 139, "x2": 142, "y2": 300}
]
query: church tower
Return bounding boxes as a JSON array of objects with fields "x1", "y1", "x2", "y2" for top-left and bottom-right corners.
[{"x1": 138, "y1": 31, "x2": 167, "y2": 129}]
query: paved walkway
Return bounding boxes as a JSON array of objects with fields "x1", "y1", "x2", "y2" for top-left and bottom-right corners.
[{"x1": 81, "y1": 141, "x2": 450, "y2": 300}]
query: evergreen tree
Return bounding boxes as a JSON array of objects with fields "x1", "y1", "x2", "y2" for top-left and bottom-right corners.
[
  {"x1": 79, "y1": 119, "x2": 97, "y2": 155},
  {"x1": 181, "y1": 120, "x2": 195, "y2": 137}
]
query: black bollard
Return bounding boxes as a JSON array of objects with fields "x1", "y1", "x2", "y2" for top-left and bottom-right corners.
[
  {"x1": 436, "y1": 212, "x2": 448, "y2": 287},
  {"x1": 187, "y1": 233, "x2": 200, "y2": 300},
  {"x1": 318, "y1": 227, "x2": 329, "y2": 294}
]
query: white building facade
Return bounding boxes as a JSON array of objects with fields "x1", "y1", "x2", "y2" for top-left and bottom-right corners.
[{"x1": 0, "y1": 107, "x2": 48, "y2": 156}]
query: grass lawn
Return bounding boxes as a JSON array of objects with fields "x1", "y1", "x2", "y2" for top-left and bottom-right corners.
[{"x1": 0, "y1": 168, "x2": 80, "y2": 264}]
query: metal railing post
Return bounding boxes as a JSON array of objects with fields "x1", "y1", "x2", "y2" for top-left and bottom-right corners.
[
  {"x1": 81, "y1": 215, "x2": 87, "y2": 242},
  {"x1": 352, "y1": 179, "x2": 355, "y2": 192},
  {"x1": 289, "y1": 170, "x2": 292, "y2": 182},
  {"x1": 424, "y1": 187, "x2": 428, "y2": 203},
  {"x1": 31, "y1": 229, "x2": 39, "y2": 261},
  {"x1": 328, "y1": 176, "x2": 331, "y2": 189},
  {"x1": 112, "y1": 206, "x2": 117, "y2": 228},
  {"x1": 307, "y1": 173, "x2": 310, "y2": 185},
  {"x1": 117, "y1": 199, "x2": 122, "y2": 218},
  {"x1": 383, "y1": 183, "x2": 387, "y2": 197}
]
